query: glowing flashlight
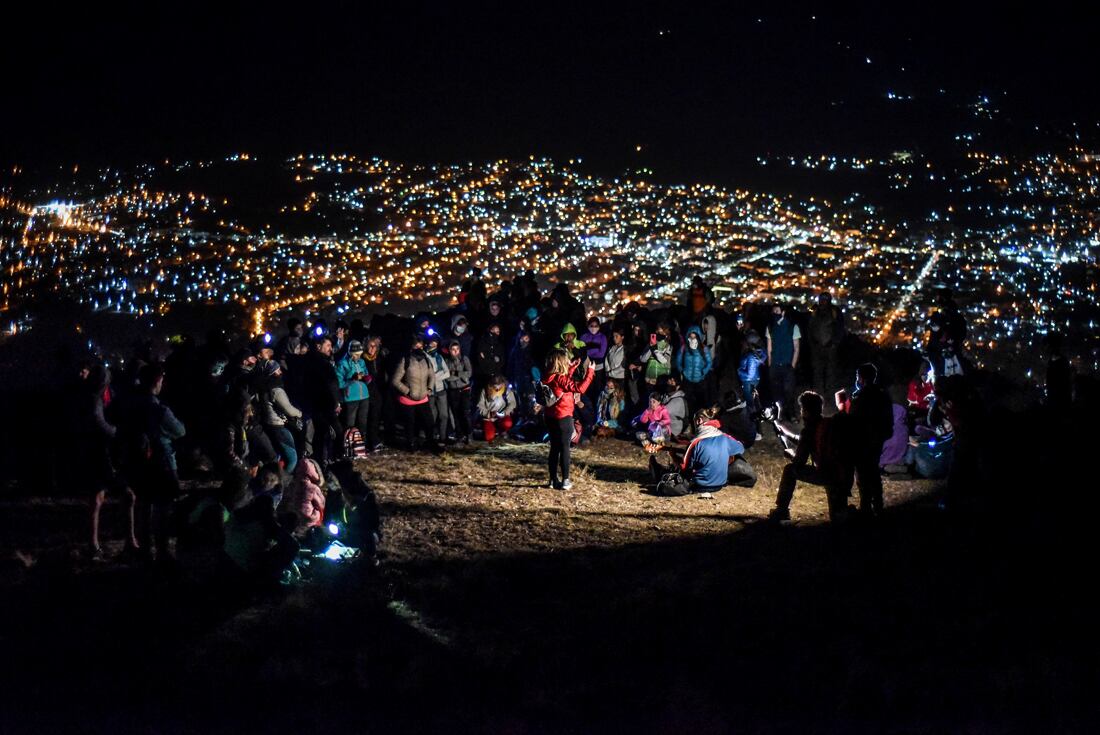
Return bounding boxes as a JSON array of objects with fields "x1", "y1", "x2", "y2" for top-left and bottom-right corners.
[{"x1": 327, "y1": 522, "x2": 340, "y2": 536}]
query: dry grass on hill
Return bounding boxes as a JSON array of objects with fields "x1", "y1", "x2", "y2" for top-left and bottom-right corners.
[{"x1": 366, "y1": 434, "x2": 938, "y2": 564}]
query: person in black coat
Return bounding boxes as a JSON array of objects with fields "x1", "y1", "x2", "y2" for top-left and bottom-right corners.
[
  {"x1": 836, "y1": 363, "x2": 894, "y2": 518},
  {"x1": 304, "y1": 336, "x2": 342, "y2": 466}
]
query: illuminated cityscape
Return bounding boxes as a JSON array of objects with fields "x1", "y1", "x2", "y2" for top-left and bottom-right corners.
[{"x1": 3, "y1": 133, "x2": 1098, "y2": 380}]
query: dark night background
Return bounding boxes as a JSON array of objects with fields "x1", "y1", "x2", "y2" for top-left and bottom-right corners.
[{"x1": 3, "y1": 2, "x2": 1098, "y2": 180}]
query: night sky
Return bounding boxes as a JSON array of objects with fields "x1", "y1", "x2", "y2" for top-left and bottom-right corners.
[{"x1": 3, "y1": 3, "x2": 1097, "y2": 177}]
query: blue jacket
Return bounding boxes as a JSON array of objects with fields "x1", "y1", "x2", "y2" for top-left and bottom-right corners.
[
  {"x1": 336, "y1": 356, "x2": 370, "y2": 402},
  {"x1": 681, "y1": 424, "x2": 746, "y2": 488},
  {"x1": 738, "y1": 348, "x2": 767, "y2": 384},
  {"x1": 676, "y1": 326, "x2": 712, "y2": 383}
]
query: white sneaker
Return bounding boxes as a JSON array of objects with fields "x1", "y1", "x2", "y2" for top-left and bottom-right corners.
[{"x1": 561, "y1": 479, "x2": 574, "y2": 491}]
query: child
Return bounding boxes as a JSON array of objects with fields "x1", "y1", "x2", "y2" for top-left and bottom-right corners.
[
  {"x1": 476, "y1": 375, "x2": 517, "y2": 442},
  {"x1": 595, "y1": 378, "x2": 626, "y2": 437},
  {"x1": 633, "y1": 393, "x2": 672, "y2": 447},
  {"x1": 738, "y1": 331, "x2": 766, "y2": 412}
]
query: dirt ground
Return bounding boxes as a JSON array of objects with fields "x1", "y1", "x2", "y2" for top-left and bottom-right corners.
[{"x1": 1, "y1": 432, "x2": 1094, "y2": 734}]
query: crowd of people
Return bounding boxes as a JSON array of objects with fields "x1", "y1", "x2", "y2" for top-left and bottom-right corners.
[{"x1": 74, "y1": 268, "x2": 1053, "y2": 578}]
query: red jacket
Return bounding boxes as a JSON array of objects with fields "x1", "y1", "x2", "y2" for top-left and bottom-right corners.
[{"x1": 544, "y1": 367, "x2": 595, "y2": 420}]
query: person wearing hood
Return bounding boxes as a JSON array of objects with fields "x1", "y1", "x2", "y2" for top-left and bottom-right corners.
[
  {"x1": 336, "y1": 340, "x2": 371, "y2": 454},
  {"x1": 450, "y1": 314, "x2": 474, "y2": 359},
  {"x1": 391, "y1": 333, "x2": 442, "y2": 452},
  {"x1": 424, "y1": 333, "x2": 452, "y2": 445},
  {"x1": 660, "y1": 375, "x2": 689, "y2": 438},
  {"x1": 555, "y1": 322, "x2": 588, "y2": 361},
  {"x1": 476, "y1": 374, "x2": 517, "y2": 442},
  {"x1": 443, "y1": 339, "x2": 473, "y2": 444},
  {"x1": 677, "y1": 325, "x2": 713, "y2": 415},
  {"x1": 257, "y1": 360, "x2": 303, "y2": 473},
  {"x1": 651, "y1": 406, "x2": 757, "y2": 496}
]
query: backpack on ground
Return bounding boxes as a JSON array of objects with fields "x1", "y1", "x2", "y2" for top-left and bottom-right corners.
[
  {"x1": 343, "y1": 428, "x2": 368, "y2": 459},
  {"x1": 656, "y1": 471, "x2": 691, "y2": 497}
]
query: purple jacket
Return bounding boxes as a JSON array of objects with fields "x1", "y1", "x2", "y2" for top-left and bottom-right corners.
[
  {"x1": 879, "y1": 404, "x2": 909, "y2": 467},
  {"x1": 580, "y1": 331, "x2": 608, "y2": 362}
]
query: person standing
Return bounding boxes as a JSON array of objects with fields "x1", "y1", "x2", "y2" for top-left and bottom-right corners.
[
  {"x1": 81, "y1": 365, "x2": 139, "y2": 560},
  {"x1": 305, "y1": 336, "x2": 342, "y2": 466},
  {"x1": 542, "y1": 349, "x2": 594, "y2": 490},
  {"x1": 362, "y1": 336, "x2": 388, "y2": 452},
  {"x1": 391, "y1": 334, "x2": 441, "y2": 453},
  {"x1": 424, "y1": 334, "x2": 452, "y2": 445},
  {"x1": 808, "y1": 292, "x2": 844, "y2": 397},
  {"x1": 444, "y1": 340, "x2": 474, "y2": 445},
  {"x1": 116, "y1": 364, "x2": 186, "y2": 561},
  {"x1": 336, "y1": 340, "x2": 371, "y2": 453},
  {"x1": 836, "y1": 363, "x2": 893, "y2": 518},
  {"x1": 766, "y1": 303, "x2": 801, "y2": 420}
]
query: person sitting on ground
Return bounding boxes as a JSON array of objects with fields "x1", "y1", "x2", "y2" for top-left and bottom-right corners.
[
  {"x1": 907, "y1": 359, "x2": 935, "y2": 422},
  {"x1": 880, "y1": 401, "x2": 910, "y2": 473},
  {"x1": 280, "y1": 456, "x2": 326, "y2": 536},
  {"x1": 476, "y1": 374, "x2": 517, "y2": 442},
  {"x1": 902, "y1": 397, "x2": 955, "y2": 479},
  {"x1": 649, "y1": 405, "x2": 757, "y2": 496},
  {"x1": 595, "y1": 377, "x2": 626, "y2": 437},
  {"x1": 717, "y1": 390, "x2": 757, "y2": 451},
  {"x1": 633, "y1": 393, "x2": 672, "y2": 447},
  {"x1": 224, "y1": 491, "x2": 299, "y2": 589},
  {"x1": 660, "y1": 375, "x2": 688, "y2": 439},
  {"x1": 767, "y1": 391, "x2": 853, "y2": 523}
]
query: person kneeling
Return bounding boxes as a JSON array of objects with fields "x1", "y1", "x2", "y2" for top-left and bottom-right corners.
[
  {"x1": 650, "y1": 406, "x2": 756, "y2": 496},
  {"x1": 768, "y1": 391, "x2": 853, "y2": 523}
]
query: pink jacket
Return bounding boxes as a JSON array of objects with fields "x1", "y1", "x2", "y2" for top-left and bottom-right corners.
[
  {"x1": 286, "y1": 457, "x2": 325, "y2": 530},
  {"x1": 638, "y1": 404, "x2": 671, "y2": 431}
]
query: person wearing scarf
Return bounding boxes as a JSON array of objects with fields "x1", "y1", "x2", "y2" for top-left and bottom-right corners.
[
  {"x1": 650, "y1": 406, "x2": 756, "y2": 495},
  {"x1": 476, "y1": 375, "x2": 517, "y2": 442}
]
